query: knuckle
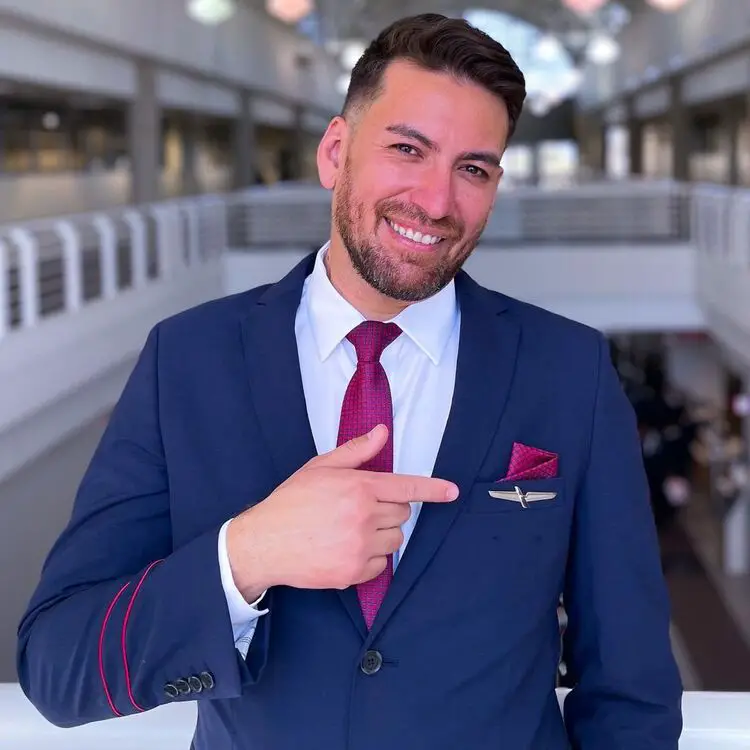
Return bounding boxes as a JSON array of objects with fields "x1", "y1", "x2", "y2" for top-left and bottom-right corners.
[
  {"x1": 349, "y1": 529, "x2": 368, "y2": 559},
  {"x1": 351, "y1": 499, "x2": 371, "y2": 527},
  {"x1": 344, "y1": 435, "x2": 364, "y2": 452},
  {"x1": 402, "y1": 480, "x2": 417, "y2": 504},
  {"x1": 354, "y1": 479, "x2": 372, "y2": 503}
]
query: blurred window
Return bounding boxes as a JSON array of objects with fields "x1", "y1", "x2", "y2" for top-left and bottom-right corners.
[{"x1": 0, "y1": 97, "x2": 128, "y2": 174}]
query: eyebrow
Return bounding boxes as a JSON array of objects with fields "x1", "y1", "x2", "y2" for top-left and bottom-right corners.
[{"x1": 385, "y1": 123, "x2": 502, "y2": 168}]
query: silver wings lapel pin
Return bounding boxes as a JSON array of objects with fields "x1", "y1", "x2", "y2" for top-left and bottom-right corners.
[{"x1": 488, "y1": 485, "x2": 557, "y2": 509}]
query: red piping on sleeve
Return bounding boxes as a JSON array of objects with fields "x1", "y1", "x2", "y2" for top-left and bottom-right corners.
[
  {"x1": 121, "y1": 560, "x2": 163, "y2": 712},
  {"x1": 99, "y1": 581, "x2": 131, "y2": 717}
]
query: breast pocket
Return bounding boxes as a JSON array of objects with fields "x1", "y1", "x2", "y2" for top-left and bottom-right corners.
[{"x1": 464, "y1": 477, "x2": 567, "y2": 515}]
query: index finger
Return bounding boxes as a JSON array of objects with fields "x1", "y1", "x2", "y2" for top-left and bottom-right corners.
[{"x1": 367, "y1": 473, "x2": 460, "y2": 504}]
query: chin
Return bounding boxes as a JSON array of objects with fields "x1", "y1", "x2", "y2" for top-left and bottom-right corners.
[{"x1": 375, "y1": 263, "x2": 450, "y2": 302}]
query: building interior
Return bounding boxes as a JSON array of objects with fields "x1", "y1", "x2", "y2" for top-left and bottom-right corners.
[{"x1": 0, "y1": 0, "x2": 749, "y2": 747}]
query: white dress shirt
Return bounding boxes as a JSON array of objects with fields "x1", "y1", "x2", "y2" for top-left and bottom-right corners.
[{"x1": 217, "y1": 244, "x2": 460, "y2": 653}]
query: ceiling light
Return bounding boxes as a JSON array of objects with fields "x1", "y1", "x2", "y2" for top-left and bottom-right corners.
[
  {"x1": 645, "y1": 0, "x2": 689, "y2": 10},
  {"x1": 561, "y1": 0, "x2": 608, "y2": 16},
  {"x1": 341, "y1": 41, "x2": 367, "y2": 70},
  {"x1": 266, "y1": 0, "x2": 313, "y2": 24},
  {"x1": 534, "y1": 34, "x2": 564, "y2": 63},
  {"x1": 42, "y1": 112, "x2": 60, "y2": 130},
  {"x1": 186, "y1": 0, "x2": 235, "y2": 25},
  {"x1": 586, "y1": 32, "x2": 620, "y2": 64}
]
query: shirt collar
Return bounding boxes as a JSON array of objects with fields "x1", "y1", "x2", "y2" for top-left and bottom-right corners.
[{"x1": 304, "y1": 243, "x2": 458, "y2": 365}]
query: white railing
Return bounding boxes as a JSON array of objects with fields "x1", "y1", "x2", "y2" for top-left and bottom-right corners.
[
  {"x1": 0, "y1": 179, "x2": 705, "y2": 345},
  {"x1": 692, "y1": 184, "x2": 750, "y2": 269},
  {"x1": 0, "y1": 195, "x2": 227, "y2": 343},
  {"x1": 690, "y1": 182, "x2": 750, "y2": 373},
  {"x1": 227, "y1": 180, "x2": 690, "y2": 250},
  {"x1": 3, "y1": 683, "x2": 750, "y2": 749}
]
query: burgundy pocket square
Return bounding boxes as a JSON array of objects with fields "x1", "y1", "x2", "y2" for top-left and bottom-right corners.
[{"x1": 499, "y1": 442, "x2": 558, "y2": 481}]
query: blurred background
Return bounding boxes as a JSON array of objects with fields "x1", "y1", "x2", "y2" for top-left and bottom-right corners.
[{"x1": 0, "y1": 0, "x2": 749, "y2": 736}]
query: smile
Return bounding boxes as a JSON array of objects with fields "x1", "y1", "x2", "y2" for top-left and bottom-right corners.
[{"x1": 386, "y1": 218, "x2": 445, "y2": 247}]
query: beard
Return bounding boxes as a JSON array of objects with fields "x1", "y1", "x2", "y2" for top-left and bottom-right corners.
[{"x1": 333, "y1": 157, "x2": 486, "y2": 302}]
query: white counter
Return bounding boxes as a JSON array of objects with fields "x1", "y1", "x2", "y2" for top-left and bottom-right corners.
[{"x1": 3, "y1": 684, "x2": 750, "y2": 749}]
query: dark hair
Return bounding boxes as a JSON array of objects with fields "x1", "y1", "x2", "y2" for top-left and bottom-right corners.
[{"x1": 343, "y1": 13, "x2": 526, "y2": 138}]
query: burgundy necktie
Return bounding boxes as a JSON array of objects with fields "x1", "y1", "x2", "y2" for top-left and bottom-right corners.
[{"x1": 337, "y1": 320, "x2": 402, "y2": 628}]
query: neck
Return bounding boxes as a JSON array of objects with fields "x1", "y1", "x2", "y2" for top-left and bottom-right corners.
[{"x1": 325, "y1": 236, "x2": 410, "y2": 321}]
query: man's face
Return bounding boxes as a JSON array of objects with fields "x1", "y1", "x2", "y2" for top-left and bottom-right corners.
[{"x1": 319, "y1": 59, "x2": 511, "y2": 302}]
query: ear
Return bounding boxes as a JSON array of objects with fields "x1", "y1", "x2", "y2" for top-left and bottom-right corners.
[{"x1": 317, "y1": 116, "x2": 348, "y2": 189}]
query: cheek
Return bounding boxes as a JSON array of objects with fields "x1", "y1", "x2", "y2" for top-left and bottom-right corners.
[
  {"x1": 365, "y1": 167, "x2": 413, "y2": 216},
  {"x1": 378, "y1": 170, "x2": 415, "y2": 200}
]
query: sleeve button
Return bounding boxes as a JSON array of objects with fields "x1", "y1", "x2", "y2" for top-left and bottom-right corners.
[{"x1": 164, "y1": 682, "x2": 179, "y2": 699}]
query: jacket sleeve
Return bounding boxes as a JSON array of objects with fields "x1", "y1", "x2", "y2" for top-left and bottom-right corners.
[
  {"x1": 16, "y1": 325, "x2": 272, "y2": 728},
  {"x1": 562, "y1": 334, "x2": 683, "y2": 748}
]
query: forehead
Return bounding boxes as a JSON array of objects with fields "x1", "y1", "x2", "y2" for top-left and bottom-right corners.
[{"x1": 356, "y1": 59, "x2": 510, "y2": 149}]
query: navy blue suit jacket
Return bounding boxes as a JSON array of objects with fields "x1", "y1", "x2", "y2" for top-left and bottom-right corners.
[{"x1": 18, "y1": 253, "x2": 682, "y2": 748}]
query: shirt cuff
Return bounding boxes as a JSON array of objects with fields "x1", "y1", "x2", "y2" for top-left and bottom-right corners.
[{"x1": 218, "y1": 519, "x2": 269, "y2": 642}]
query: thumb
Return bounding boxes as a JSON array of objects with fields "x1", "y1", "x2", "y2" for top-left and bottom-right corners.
[{"x1": 313, "y1": 424, "x2": 388, "y2": 469}]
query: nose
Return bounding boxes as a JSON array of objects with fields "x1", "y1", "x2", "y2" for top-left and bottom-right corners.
[{"x1": 409, "y1": 164, "x2": 455, "y2": 222}]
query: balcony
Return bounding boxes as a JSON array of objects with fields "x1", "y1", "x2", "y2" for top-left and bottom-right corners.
[
  {"x1": 223, "y1": 180, "x2": 701, "y2": 333},
  {"x1": 0, "y1": 180, "x2": 708, "y2": 486},
  {"x1": 0, "y1": 197, "x2": 225, "y2": 483}
]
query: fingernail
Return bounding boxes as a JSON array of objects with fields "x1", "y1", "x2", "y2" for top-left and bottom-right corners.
[
  {"x1": 446, "y1": 485, "x2": 459, "y2": 501},
  {"x1": 368, "y1": 425, "x2": 380, "y2": 439}
]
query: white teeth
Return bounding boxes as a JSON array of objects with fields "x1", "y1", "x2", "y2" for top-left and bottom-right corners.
[{"x1": 388, "y1": 220, "x2": 442, "y2": 246}]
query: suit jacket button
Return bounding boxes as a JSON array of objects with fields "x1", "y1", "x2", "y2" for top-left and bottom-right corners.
[
  {"x1": 164, "y1": 682, "x2": 179, "y2": 699},
  {"x1": 173, "y1": 678, "x2": 190, "y2": 695},
  {"x1": 360, "y1": 650, "x2": 383, "y2": 676},
  {"x1": 199, "y1": 671, "x2": 215, "y2": 690},
  {"x1": 188, "y1": 675, "x2": 204, "y2": 693}
]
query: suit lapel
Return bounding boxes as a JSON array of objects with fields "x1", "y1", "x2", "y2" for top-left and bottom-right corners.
[
  {"x1": 368, "y1": 272, "x2": 521, "y2": 641},
  {"x1": 239, "y1": 252, "x2": 368, "y2": 637},
  {"x1": 239, "y1": 253, "x2": 319, "y2": 488}
]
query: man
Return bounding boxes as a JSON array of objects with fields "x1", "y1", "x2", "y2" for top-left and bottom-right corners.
[{"x1": 17, "y1": 13, "x2": 682, "y2": 749}]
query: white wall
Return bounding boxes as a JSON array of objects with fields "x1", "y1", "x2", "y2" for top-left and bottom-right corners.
[
  {"x1": 0, "y1": 168, "x2": 235, "y2": 224},
  {"x1": 464, "y1": 244, "x2": 702, "y2": 334},
  {"x1": 0, "y1": 414, "x2": 108, "y2": 682},
  {"x1": 222, "y1": 243, "x2": 706, "y2": 335},
  {"x1": 0, "y1": 0, "x2": 343, "y2": 114},
  {"x1": 696, "y1": 254, "x2": 750, "y2": 374},
  {"x1": 0, "y1": 261, "x2": 224, "y2": 485},
  {"x1": 0, "y1": 170, "x2": 130, "y2": 223},
  {"x1": 0, "y1": 25, "x2": 134, "y2": 96}
]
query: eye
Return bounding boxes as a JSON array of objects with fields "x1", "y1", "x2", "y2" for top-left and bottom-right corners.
[
  {"x1": 462, "y1": 164, "x2": 490, "y2": 180},
  {"x1": 393, "y1": 143, "x2": 420, "y2": 157}
]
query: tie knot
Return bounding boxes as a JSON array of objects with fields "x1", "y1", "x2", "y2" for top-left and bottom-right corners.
[{"x1": 346, "y1": 321, "x2": 402, "y2": 363}]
